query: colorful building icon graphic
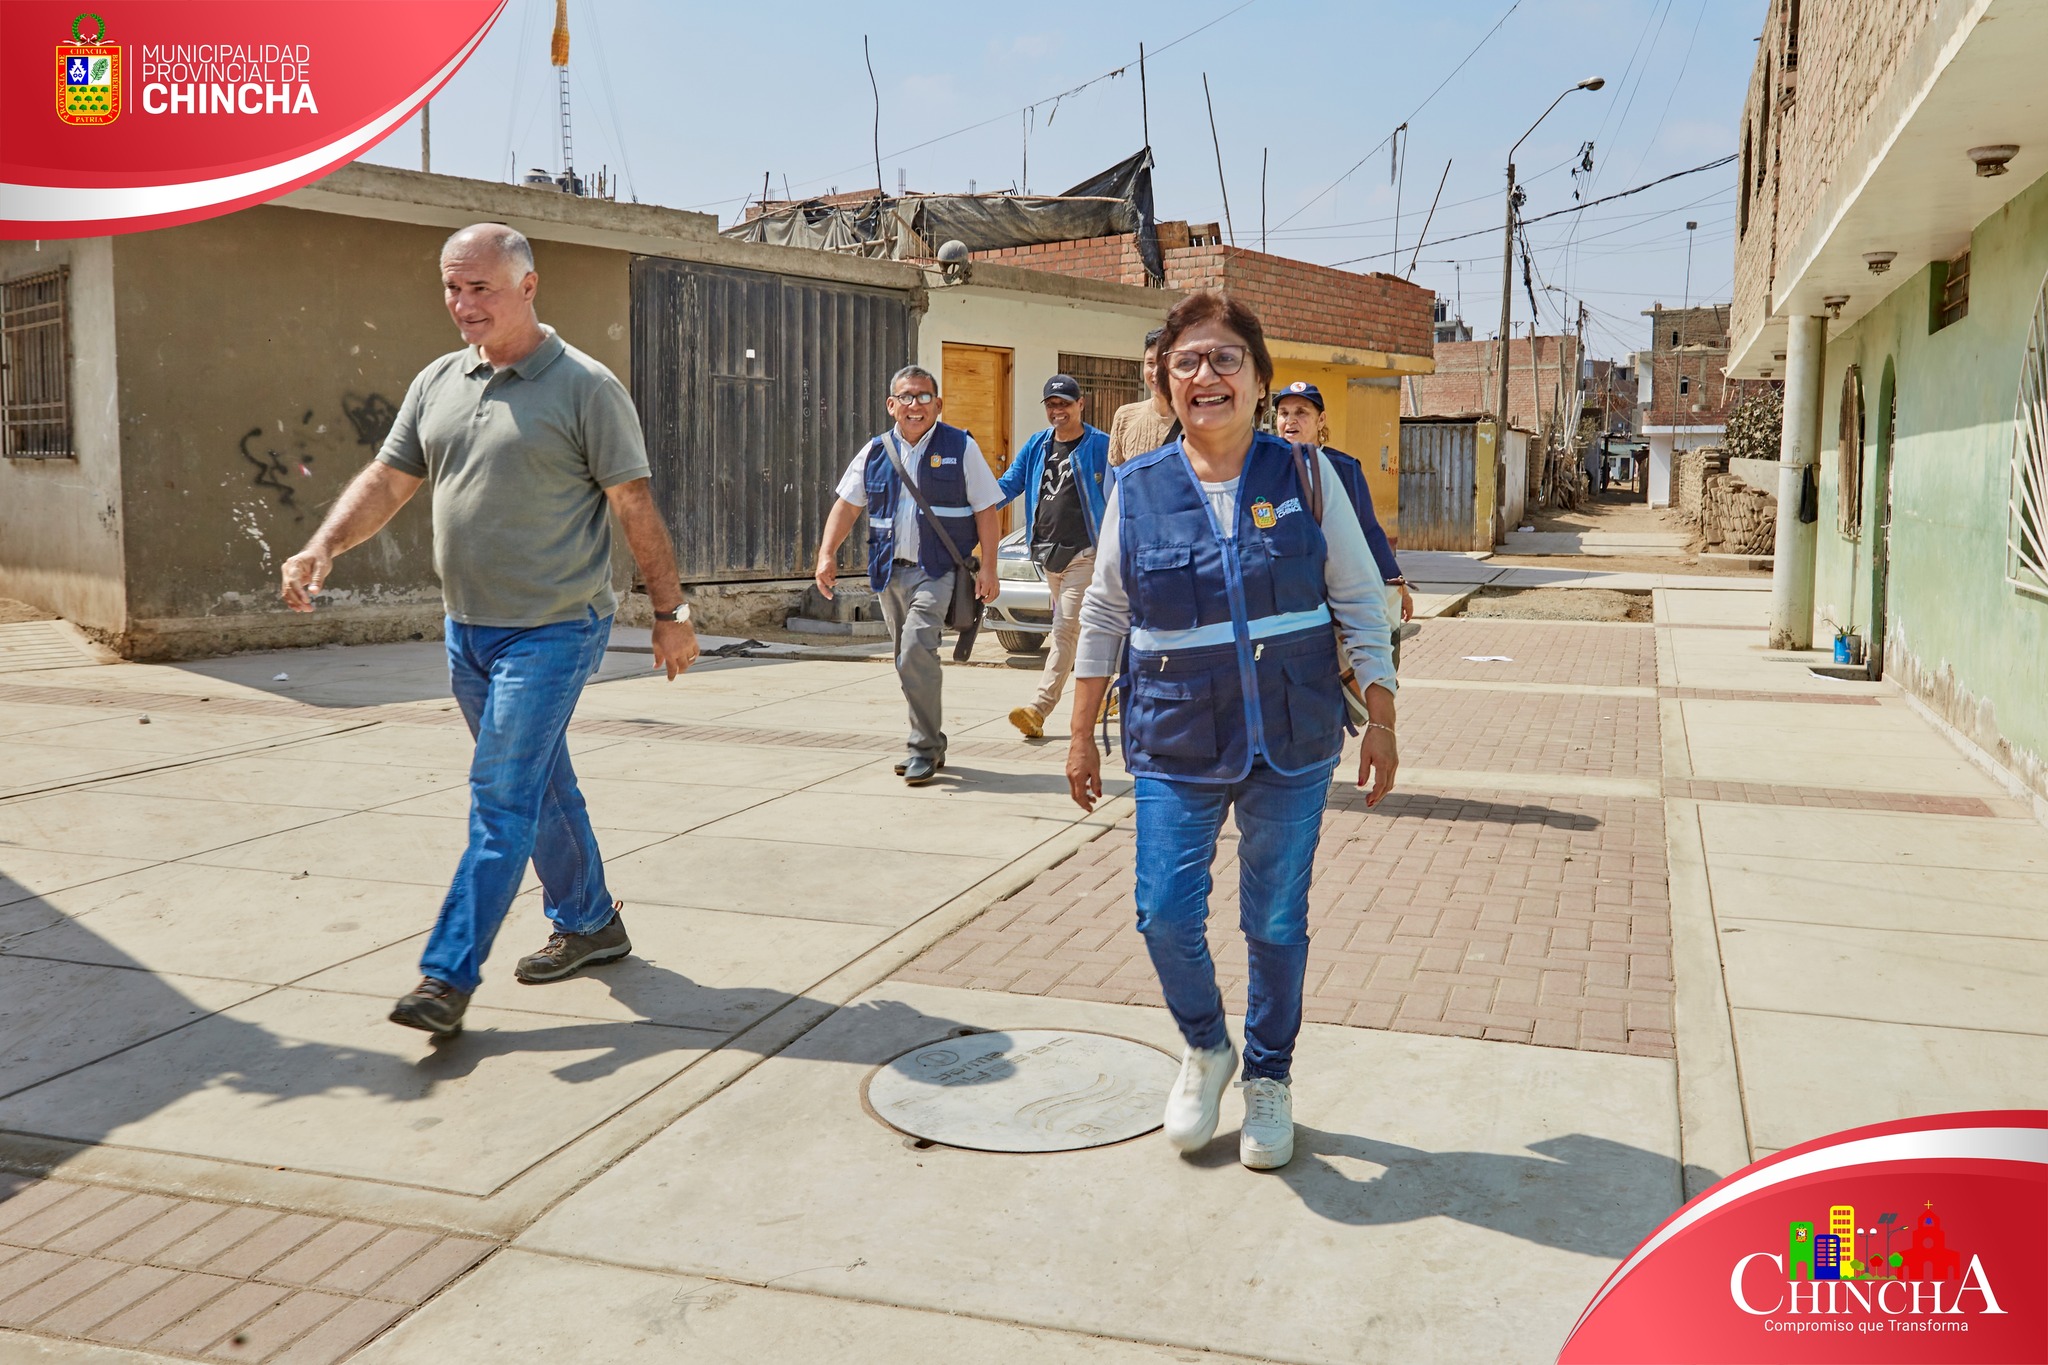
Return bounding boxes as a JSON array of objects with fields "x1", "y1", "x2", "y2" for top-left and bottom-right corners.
[
  {"x1": 1814, "y1": 1233, "x2": 1842, "y2": 1280},
  {"x1": 1829, "y1": 1205, "x2": 1857, "y2": 1278},
  {"x1": 1787, "y1": 1220, "x2": 1816, "y2": 1280},
  {"x1": 1900, "y1": 1202, "x2": 1963, "y2": 1281}
]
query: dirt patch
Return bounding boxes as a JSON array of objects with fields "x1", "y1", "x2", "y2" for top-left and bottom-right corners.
[
  {"x1": 1455, "y1": 586, "x2": 1652, "y2": 623},
  {"x1": 0, "y1": 597, "x2": 58, "y2": 625}
]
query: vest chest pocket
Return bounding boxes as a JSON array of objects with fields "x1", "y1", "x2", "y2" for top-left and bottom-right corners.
[
  {"x1": 1131, "y1": 544, "x2": 1198, "y2": 630},
  {"x1": 1257, "y1": 522, "x2": 1326, "y2": 614},
  {"x1": 1129, "y1": 670, "x2": 1217, "y2": 759}
]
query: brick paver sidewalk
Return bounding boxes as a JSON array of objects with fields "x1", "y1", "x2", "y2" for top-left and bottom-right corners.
[
  {"x1": 898, "y1": 619, "x2": 1679, "y2": 1056},
  {"x1": 0, "y1": 1177, "x2": 491, "y2": 1363}
]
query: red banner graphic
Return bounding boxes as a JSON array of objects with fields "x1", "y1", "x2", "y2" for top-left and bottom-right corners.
[
  {"x1": 0, "y1": 0, "x2": 505, "y2": 238},
  {"x1": 1559, "y1": 1111, "x2": 2048, "y2": 1363}
]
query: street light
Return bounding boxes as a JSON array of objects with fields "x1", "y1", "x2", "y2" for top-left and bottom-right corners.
[{"x1": 1496, "y1": 77, "x2": 1606, "y2": 436}]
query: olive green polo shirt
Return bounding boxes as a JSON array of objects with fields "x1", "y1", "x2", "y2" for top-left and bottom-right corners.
[{"x1": 377, "y1": 326, "x2": 651, "y2": 627}]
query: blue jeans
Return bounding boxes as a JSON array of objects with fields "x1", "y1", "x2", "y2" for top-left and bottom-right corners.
[
  {"x1": 419, "y1": 610, "x2": 617, "y2": 993},
  {"x1": 1132, "y1": 760, "x2": 1334, "y2": 1082}
]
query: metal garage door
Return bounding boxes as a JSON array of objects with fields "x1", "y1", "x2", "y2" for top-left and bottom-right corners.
[
  {"x1": 631, "y1": 257, "x2": 918, "y2": 581},
  {"x1": 1397, "y1": 421, "x2": 1478, "y2": 551}
]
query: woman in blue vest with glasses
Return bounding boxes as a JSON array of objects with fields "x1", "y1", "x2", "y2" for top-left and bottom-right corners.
[{"x1": 1066, "y1": 291, "x2": 1398, "y2": 1171}]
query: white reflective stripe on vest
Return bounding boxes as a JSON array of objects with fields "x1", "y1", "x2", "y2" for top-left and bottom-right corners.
[
  {"x1": 1130, "y1": 604, "x2": 1332, "y2": 654},
  {"x1": 927, "y1": 504, "x2": 975, "y2": 519},
  {"x1": 868, "y1": 516, "x2": 894, "y2": 530}
]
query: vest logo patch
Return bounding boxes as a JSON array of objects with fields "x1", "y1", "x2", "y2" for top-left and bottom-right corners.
[
  {"x1": 1275, "y1": 497, "x2": 1303, "y2": 518},
  {"x1": 1250, "y1": 499, "x2": 1277, "y2": 529}
]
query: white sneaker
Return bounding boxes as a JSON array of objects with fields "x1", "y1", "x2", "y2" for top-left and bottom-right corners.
[
  {"x1": 1238, "y1": 1077, "x2": 1295, "y2": 1170},
  {"x1": 1162, "y1": 1040, "x2": 1236, "y2": 1152}
]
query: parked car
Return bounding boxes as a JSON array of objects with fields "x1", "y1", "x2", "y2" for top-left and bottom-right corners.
[{"x1": 986, "y1": 527, "x2": 1052, "y2": 654}]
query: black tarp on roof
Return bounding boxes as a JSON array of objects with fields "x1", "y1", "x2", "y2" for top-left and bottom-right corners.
[{"x1": 723, "y1": 148, "x2": 1163, "y2": 284}]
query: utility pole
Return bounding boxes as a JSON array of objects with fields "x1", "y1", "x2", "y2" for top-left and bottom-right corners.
[
  {"x1": 1497, "y1": 78, "x2": 1604, "y2": 433},
  {"x1": 551, "y1": 0, "x2": 574, "y2": 191},
  {"x1": 420, "y1": 100, "x2": 431, "y2": 173}
]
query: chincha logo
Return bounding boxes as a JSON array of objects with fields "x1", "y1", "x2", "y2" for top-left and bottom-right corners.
[
  {"x1": 1729, "y1": 1200, "x2": 2005, "y2": 1339},
  {"x1": 56, "y1": 12, "x2": 120, "y2": 126}
]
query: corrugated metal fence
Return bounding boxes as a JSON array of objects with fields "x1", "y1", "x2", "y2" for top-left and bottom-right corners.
[
  {"x1": 1398, "y1": 420, "x2": 1479, "y2": 551},
  {"x1": 631, "y1": 257, "x2": 918, "y2": 581}
]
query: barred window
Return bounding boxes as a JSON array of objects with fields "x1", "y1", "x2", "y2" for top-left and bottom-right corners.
[
  {"x1": 1, "y1": 267, "x2": 72, "y2": 459},
  {"x1": 2011, "y1": 273, "x2": 2048, "y2": 598},
  {"x1": 1933, "y1": 250, "x2": 1970, "y2": 332},
  {"x1": 1838, "y1": 365, "x2": 1863, "y2": 539}
]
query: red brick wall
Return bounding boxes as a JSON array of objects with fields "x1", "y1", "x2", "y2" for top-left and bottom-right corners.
[
  {"x1": 972, "y1": 234, "x2": 1434, "y2": 358},
  {"x1": 1407, "y1": 337, "x2": 1583, "y2": 431}
]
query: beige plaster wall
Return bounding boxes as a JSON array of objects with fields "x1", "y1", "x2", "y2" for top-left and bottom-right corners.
[
  {"x1": 110, "y1": 204, "x2": 631, "y2": 658},
  {"x1": 0, "y1": 237, "x2": 126, "y2": 630}
]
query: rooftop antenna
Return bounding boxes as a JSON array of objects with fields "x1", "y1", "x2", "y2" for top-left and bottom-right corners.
[{"x1": 550, "y1": 0, "x2": 576, "y2": 193}]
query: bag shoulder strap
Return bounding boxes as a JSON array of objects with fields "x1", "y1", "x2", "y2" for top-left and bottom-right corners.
[
  {"x1": 1287, "y1": 442, "x2": 1326, "y2": 524},
  {"x1": 882, "y1": 433, "x2": 975, "y2": 567}
]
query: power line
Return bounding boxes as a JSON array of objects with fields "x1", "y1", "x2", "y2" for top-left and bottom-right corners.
[
  {"x1": 1331, "y1": 152, "x2": 1735, "y2": 266},
  {"x1": 688, "y1": 0, "x2": 1262, "y2": 211},
  {"x1": 1622, "y1": 0, "x2": 1711, "y2": 187},
  {"x1": 1269, "y1": 0, "x2": 1523, "y2": 232}
]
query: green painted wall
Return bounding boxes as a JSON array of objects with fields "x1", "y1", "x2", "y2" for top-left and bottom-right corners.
[{"x1": 1812, "y1": 171, "x2": 2048, "y2": 795}]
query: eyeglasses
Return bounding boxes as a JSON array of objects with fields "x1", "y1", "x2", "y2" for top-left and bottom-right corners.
[
  {"x1": 1163, "y1": 345, "x2": 1248, "y2": 380},
  {"x1": 888, "y1": 390, "x2": 938, "y2": 406}
]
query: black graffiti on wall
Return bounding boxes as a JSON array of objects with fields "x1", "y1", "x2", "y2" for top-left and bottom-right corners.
[
  {"x1": 239, "y1": 410, "x2": 318, "y2": 520},
  {"x1": 341, "y1": 392, "x2": 397, "y2": 449}
]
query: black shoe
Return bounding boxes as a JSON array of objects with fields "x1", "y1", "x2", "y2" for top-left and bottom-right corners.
[
  {"x1": 893, "y1": 755, "x2": 945, "y2": 776},
  {"x1": 514, "y1": 906, "x2": 632, "y2": 983},
  {"x1": 391, "y1": 977, "x2": 470, "y2": 1037}
]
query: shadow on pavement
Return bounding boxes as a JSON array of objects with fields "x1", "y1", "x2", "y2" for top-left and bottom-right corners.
[
  {"x1": 0, "y1": 881, "x2": 1006, "y2": 1173},
  {"x1": 1273, "y1": 1128, "x2": 1679, "y2": 1257},
  {"x1": 1326, "y1": 790, "x2": 1605, "y2": 831}
]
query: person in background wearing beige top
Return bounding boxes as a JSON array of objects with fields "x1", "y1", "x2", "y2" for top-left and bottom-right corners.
[{"x1": 1106, "y1": 326, "x2": 1177, "y2": 467}]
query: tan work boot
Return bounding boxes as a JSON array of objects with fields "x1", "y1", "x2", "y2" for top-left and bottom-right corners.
[{"x1": 1007, "y1": 705, "x2": 1045, "y2": 739}]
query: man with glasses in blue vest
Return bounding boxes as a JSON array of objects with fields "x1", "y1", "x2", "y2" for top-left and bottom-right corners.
[{"x1": 813, "y1": 365, "x2": 1003, "y2": 786}]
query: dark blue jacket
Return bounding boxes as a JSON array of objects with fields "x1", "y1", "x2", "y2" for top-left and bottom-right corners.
[
  {"x1": 1116, "y1": 433, "x2": 1346, "y2": 783},
  {"x1": 996, "y1": 424, "x2": 1111, "y2": 544},
  {"x1": 861, "y1": 423, "x2": 978, "y2": 591},
  {"x1": 1322, "y1": 446, "x2": 1402, "y2": 583}
]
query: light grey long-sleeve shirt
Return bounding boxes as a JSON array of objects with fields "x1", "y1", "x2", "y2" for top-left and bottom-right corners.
[{"x1": 1075, "y1": 450, "x2": 1397, "y2": 696}]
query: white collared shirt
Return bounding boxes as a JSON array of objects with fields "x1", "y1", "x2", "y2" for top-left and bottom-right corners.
[{"x1": 835, "y1": 425, "x2": 1004, "y2": 563}]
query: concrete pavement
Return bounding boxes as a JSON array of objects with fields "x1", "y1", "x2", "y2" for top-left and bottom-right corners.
[{"x1": 0, "y1": 585, "x2": 2041, "y2": 1362}]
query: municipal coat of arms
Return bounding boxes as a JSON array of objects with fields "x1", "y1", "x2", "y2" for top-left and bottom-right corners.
[{"x1": 56, "y1": 12, "x2": 120, "y2": 125}]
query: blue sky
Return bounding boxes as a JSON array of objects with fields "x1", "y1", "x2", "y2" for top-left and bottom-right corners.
[{"x1": 361, "y1": 0, "x2": 1766, "y2": 361}]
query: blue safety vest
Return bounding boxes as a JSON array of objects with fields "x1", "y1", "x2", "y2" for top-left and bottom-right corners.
[
  {"x1": 1117, "y1": 432, "x2": 1346, "y2": 782},
  {"x1": 862, "y1": 423, "x2": 979, "y2": 592}
]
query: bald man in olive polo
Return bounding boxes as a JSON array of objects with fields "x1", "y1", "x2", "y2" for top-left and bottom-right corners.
[{"x1": 281, "y1": 223, "x2": 699, "y2": 1038}]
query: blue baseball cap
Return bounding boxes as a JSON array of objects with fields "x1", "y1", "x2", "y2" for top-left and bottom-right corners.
[{"x1": 1274, "y1": 380, "x2": 1324, "y2": 411}]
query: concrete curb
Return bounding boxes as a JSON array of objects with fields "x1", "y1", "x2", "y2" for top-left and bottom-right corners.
[{"x1": 1662, "y1": 797, "x2": 1753, "y2": 1198}]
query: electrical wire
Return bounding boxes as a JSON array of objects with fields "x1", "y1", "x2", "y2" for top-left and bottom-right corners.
[
  {"x1": 1269, "y1": 0, "x2": 1523, "y2": 232},
  {"x1": 1331, "y1": 153, "x2": 1734, "y2": 266},
  {"x1": 687, "y1": 0, "x2": 1263, "y2": 211}
]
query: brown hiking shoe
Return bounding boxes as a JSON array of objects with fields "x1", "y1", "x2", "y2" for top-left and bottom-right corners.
[
  {"x1": 514, "y1": 905, "x2": 631, "y2": 983},
  {"x1": 390, "y1": 977, "x2": 470, "y2": 1037}
]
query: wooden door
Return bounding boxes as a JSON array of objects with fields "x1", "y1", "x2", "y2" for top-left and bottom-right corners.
[{"x1": 942, "y1": 342, "x2": 1013, "y2": 526}]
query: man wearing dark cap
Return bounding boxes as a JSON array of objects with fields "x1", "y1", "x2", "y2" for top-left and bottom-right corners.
[
  {"x1": 1272, "y1": 380, "x2": 1413, "y2": 625},
  {"x1": 995, "y1": 374, "x2": 1111, "y2": 738}
]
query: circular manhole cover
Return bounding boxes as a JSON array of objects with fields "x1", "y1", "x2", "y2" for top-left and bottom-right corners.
[{"x1": 866, "y1": 1030, "x2": 1177, "y2": 1153}]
